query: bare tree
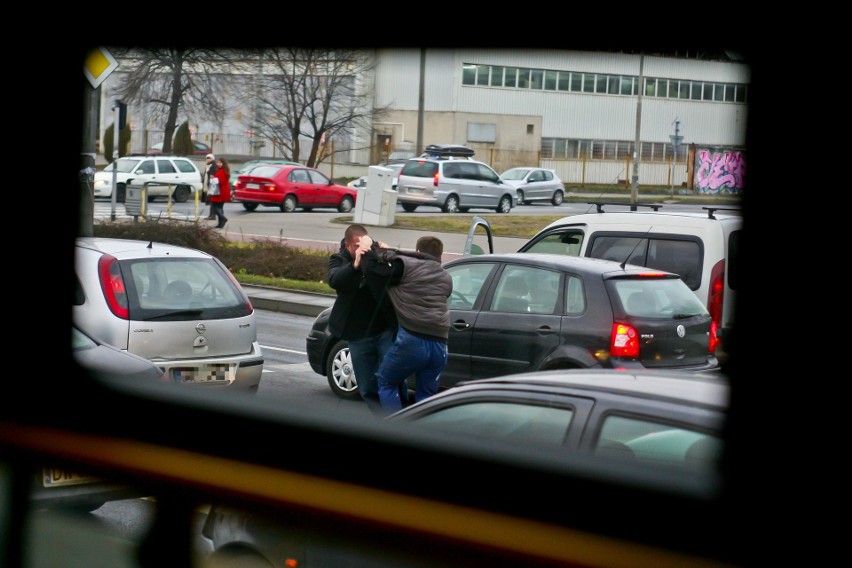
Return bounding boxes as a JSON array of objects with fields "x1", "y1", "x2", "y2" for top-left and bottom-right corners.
[
  {"x1": 109, "y1": 48, "x2": 231, "y2": 153},
  {"x1": 240, "y1": 48, "x2": 391, "y2": 167}
]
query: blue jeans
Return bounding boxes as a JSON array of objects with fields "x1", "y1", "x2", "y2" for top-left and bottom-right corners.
[
  {"x1": 376, "y1": 326, "x2": 447, "y2": 414},
  {"x1": 348, "y1": 328, "x2": 396, "y2": 415}
]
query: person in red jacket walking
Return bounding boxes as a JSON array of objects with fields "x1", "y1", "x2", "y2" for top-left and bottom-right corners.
[{"x1": 210, "y1": 158, "x2": 231, "y2": 229}]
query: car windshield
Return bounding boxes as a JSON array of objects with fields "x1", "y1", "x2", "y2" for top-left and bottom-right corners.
[
  {"x1": 114, "y1": 158, "x2": 142, "y2": 173},
  {"x1": 500, "y1": 168, "x2": 530, "y2": 180},
  {"x1": 235, "y1": 161, "x2": 261, "y2": 174},
  {"x1": 612, "y1": 277, "x2": 708, "y2": 318},
  {"x1": 245, "y1": 165, "x2": 282, "y2": 178}
]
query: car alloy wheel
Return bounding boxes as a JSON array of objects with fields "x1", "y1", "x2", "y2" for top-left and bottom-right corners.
[
  {"x1": 325, "y1": 340, "x2": 360, "y2": 400},
  {"x1": 443, "y1": 195, "x2": 460, "y2": 213},
  {"x1": 173, "y1": 185, "x2": 190, "y2": 203},
  {"x1": 517, "y1": 190, "x2": 526, "y2": 205},
  {"x1": 497, "y1": 195, "x2": 512, "y2": 213},
  {"x1": 282, "y1": 195, "x2": 297, "y2": 213},
  {"x1": 338, "y1": 196, "x2": 354, "y2": 213},
  {"x1": 551, "y1": 190, "x2": 564, "y2": 206}
]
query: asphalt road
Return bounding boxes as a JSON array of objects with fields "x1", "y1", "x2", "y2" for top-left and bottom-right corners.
[{"x1": 94, "y1": 194, "x2": 729, "y2": 260}]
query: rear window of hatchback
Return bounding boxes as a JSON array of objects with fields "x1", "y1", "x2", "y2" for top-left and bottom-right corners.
[
  {"x1": 122, "y1": 257, "x2": 252, "y2": 320},
  {"x1": 400, "y1": 161, "x2": 438, "y2": 178}
]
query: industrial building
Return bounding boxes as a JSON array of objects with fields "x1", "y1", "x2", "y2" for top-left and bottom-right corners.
[{"x1": 100, "y1": 48, "x2": 749, "y2": 194}]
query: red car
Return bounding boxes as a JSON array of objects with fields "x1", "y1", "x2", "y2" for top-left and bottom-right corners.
[{"x1": 233, "y1": 164, "x2": 357, "y2": 213}]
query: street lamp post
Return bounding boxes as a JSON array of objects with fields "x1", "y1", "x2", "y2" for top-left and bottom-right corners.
[{"x1": 669, "y1": 118, "x2": 683, "y2": 197}]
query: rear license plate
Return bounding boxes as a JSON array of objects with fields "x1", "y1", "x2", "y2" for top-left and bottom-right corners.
[
  {"x1": 43, "y1": 468, "x2": 99, "y2": 488},
  {"x1": 247, "y1": 183, "x2": 260, "y2": 189},
  {"x1": 406, "y1": 187, "x2": 423, "y2": 195},
  {"x1": 172, "y1": 364, "x2": 234, "y2": 384}
]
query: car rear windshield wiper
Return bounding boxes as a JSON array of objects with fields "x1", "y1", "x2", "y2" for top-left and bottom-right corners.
[
  {"x1": 672, "y1": 312, "x2": 701, "y2": 319},
  {"x1": 145, "y1": 309, "x2": 204, "y2": 320}
]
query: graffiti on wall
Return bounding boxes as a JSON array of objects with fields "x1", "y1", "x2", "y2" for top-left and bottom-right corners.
[{"x1": 693, "y1": 148, "x2": 746, "y2": 194}]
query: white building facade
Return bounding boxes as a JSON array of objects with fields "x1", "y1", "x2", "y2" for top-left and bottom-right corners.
[{"x1": 102, "y1": 49, "x2": 749, "y2": 194}]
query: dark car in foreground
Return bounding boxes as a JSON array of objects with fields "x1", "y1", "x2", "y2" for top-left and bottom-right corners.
[
  {"x1": 308, "y1": 253, "x2": 719, "y2": 400},
  {"x1": 202, "y1": 368, "x2": 727, "y2": 566},
  {"x1": 233, "y1": 163, "x2": 357, "y2": 212},
  {"x1": 388, "y1": 368, "x2": 726, "y2": 469},
  {"x1": 30, "y1": 326, "x2": 167, "y2": 513}
]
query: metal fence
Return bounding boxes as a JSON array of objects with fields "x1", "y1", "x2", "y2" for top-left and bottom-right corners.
[{"x1": 120, "y1": 130, "x2": 743, "y2": 194}]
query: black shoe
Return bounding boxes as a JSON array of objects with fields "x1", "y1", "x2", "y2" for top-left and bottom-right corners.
[{"x1": 216, "y1": 218, "x2": 228, "y2": 229}]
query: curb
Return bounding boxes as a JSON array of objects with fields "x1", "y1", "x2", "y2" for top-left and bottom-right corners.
[{"x1": 242, "y1": 286, "x2": 335, "y2": 318}]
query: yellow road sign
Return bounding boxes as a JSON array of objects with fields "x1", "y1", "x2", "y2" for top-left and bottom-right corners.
[{"x1": 84, "y1": 47, "x2": 119, "y2": 89}]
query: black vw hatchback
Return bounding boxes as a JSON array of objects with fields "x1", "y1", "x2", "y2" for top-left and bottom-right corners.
[{"x1": 308, "y1": 253, "x2": 719, "y2": 399}]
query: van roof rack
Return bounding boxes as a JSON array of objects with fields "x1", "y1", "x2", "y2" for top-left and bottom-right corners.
[
  {"x1": 422, "y1": 144, "x2": 475, "y2": 159},
  {"x1": 703, "y1": 205, "x2": 742, "y2": 219},
  {"x1": 587, "y1": 201, "x2": 663, "y2": 213}
]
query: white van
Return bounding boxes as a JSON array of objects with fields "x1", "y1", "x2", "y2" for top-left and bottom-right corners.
[{"x1": 467, "y1": 203, "x2": 742, "y2": 365}]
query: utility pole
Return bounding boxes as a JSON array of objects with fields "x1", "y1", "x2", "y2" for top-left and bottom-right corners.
[
  {"x1": 669, "y1": 117, "x2": 683, "y2": 197},
  {"x1": 416, "y1": 48, "x2": 425, "y2": 156},
  {"x1": 79, "y1": 82, "x2": 98, "y2": 237},
  {"x1": 630, "y1": 53, "x2": 644, "y2": 209}
]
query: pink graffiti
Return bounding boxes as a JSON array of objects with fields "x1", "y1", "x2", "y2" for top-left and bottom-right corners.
[{"x1": 694, "y1": 149, "x2": 746, "y2": 194}]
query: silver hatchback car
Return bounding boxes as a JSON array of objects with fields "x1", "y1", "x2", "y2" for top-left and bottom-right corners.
[
  {"x1": 73, "y1": 237, "x2": 264, "y2": 393},
  {"x1": 499, "y1": 167, "x2": 566, "y2": 206}
]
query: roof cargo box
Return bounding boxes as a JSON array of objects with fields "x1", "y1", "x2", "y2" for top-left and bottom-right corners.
[{"x1": 422, "y1": 144, "x2": 475, "y2": 158}]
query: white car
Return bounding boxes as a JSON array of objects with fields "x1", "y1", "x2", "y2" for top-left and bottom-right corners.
[
  {"x1": 348, "y1": 163, "x2": 404, "y2": 192},
  {"x1": 500, "y1": 167, "x2": 566, "y2": 206},
  {"x1": 93, "y1": 156, "x2": 203, "y2": 203},
  {"x1": 347, "y1": 176, "x2": 368, "y2": 189}
]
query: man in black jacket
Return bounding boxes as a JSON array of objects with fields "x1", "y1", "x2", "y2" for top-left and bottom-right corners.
[{"x1": 327, "y1": 224, "x2": 404, "y2": 415}]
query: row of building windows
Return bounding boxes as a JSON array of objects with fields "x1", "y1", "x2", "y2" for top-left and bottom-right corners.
[
  {"x1": 541, "y1": 138, "x2": 689, "y2": 163},
  {"x1": 462, "y1": 64, "x2": 748, "y2": 104}
]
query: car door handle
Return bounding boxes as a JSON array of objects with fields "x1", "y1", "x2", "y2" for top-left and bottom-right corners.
[
  {"x1": 537, "y1": 326, "x2": 556, "y2": 335},
  {"x1": 452, "y1": 321, "x2": 471, "y2": 330}
]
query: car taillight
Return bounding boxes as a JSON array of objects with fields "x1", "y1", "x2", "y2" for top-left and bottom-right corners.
[
  {"x1": 610, "y1": 322, "x2": 640, "y2": 358},
  {"x1": 707, "y1": 260, "x2": 725, "y2": 342},
  {"x1": 97, "y1": 254, "x2": 129, "y2": 320},
  {"x1": 265, "y1": 183, "x2": 277, "y2": 192},
  {"x1": 433, "y1": 172, "x2": 439, "y2": 187},
  {"x1": 708, "y1": 320, "x2": 720, "y2": 353}
]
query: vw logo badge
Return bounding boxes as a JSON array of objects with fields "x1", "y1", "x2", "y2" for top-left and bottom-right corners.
[{"x1": 676, "y1": 324, "x2": 685, "y2": 338}]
